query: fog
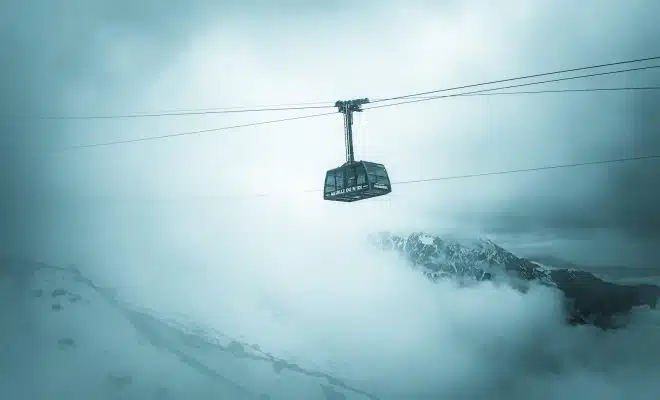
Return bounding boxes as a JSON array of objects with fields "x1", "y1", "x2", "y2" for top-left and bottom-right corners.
[{"x1": 2, "y1": 0, "x2": 660, "y2": 398}]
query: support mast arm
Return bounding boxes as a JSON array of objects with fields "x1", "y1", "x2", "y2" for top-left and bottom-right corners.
[{"x1": 335, "y1": 98, "x2": 369, "y2": 164}]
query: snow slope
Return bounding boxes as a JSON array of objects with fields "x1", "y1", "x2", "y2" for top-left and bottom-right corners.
[{"x1": 0, "y1": 257, "x2": 375, "y2": 400}]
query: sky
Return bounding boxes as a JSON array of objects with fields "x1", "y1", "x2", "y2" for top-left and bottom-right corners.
[
  {"x1": 2, "y1": 0, "x2": 660, "y2": 398},
  {"x1": 2, "y1": 0, "x2": 660, "y2": 265}
]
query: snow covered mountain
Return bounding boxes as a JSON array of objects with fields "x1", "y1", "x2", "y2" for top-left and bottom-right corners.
[
  {"x1": 367, "y1": 232, "x2": 552, "y2": 283},
  {"x1": 0, "y1": 256, "x2": 375, "y2": 400},
  {"x1": 368, "y1": 232, "x2": 660, "y2": 329}
]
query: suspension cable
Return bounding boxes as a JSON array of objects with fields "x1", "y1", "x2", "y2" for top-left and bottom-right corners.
[
  {"x1": 369, "y1": 55, "x2": 660, "y2": 104},
  {"x1": 58, "y1": 111, "x2": 336, "y2": 150},
  {"x1": 364, "y1": 64, "x2": 660, "y2": 110}
]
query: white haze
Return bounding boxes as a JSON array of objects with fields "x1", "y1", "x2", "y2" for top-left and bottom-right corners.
[
  {"x1": 4, "y1": 0, "x2": 660, "y2": 398},
  {"x1": 13, "y1": 197, "x2": 659, "y2": 399}
]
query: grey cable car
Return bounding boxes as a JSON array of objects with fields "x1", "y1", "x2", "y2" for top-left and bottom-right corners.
[{"x1": 323, "y1": 99, "x2": 391, "y2": 202}]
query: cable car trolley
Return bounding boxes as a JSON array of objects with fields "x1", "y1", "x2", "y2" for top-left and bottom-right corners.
[{"x1": 323, "y1": 98, "x2": 391, "y2": 202}]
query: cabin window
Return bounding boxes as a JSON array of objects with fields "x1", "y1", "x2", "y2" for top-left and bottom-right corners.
[
  {"x1": 356, "y1": 164, "x2": 366, "y2": 185},
  {"x1": 346, "y1": 167, "x2": 357, "y2": 187},
  {"x1": 357, "y1": 170, "x2": 366, "y2": 185},
  {"x1": 335, "y1": 169, "x2": 344, "y2": 189},
  {"x1": 366, "y1": 164, "x2": 390, "y2": 185},
  {"x1": 325, "y1": 173, "x2": 335, "y2": 192},
  {"x1": 375, "y1": 167, "x2": 390, "y2": 185}
]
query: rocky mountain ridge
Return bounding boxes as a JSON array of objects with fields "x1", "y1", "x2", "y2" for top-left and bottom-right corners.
[{"x1": 368, "y1": 232, "x2": 660, "y2": 329}]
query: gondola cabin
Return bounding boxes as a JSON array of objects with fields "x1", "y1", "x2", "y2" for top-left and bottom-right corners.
[{"x1": 323, "y1": 161, "x2": 391, "y2": 202}]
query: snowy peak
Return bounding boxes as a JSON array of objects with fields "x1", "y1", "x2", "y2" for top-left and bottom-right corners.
[
  {"x1": 368, "y1": 232, "x2": 660, "y2": 329},
  {"x1": 368, "y1": 231, "x2": 551, "y2": 284}
]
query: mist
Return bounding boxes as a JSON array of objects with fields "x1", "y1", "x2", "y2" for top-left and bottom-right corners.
[{"x1": 2, "y1": 0, "x2": 660, "y2": 398}]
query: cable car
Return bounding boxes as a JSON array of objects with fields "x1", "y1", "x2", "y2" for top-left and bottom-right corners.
[
  {"x1": 323, "y1": 98, "x2": 391, "y2": 202},
  {"x1": 324, "y1": 161, "x2": 391, "y2": 202}
]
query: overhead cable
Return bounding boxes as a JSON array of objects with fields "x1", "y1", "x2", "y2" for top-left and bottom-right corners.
[
  {"x1": 415, "y1": 86, "x2": 660, "y2": 98},
  {"x1": 113, "y1": 153, "x2": 660, "y2": 199},
  {"x1": 60, "y1": 111, "x2": 336, "y2": 150},
  {"x1": 392, "y1": 154, "x2": 660, "y2": 185},
  {"x1": 370, "y1": 55, "x2": 660, "y2": 104},
  {"x1": 298, "y1": 154, "x2": 660, "y2": 194},
  {"x1": 364, "y1": 64, "x2": 660, "y2": 110},
  {"x1": 8, "y1": 104, "x2": 335, "y2": 121}
]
